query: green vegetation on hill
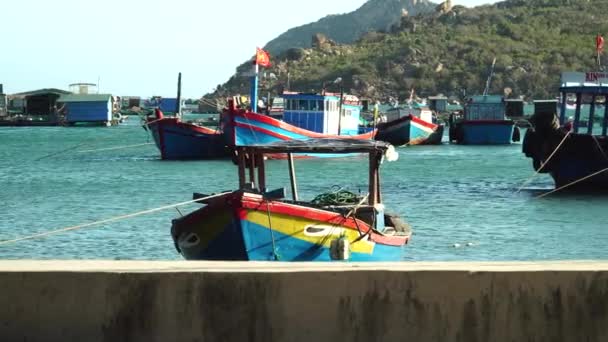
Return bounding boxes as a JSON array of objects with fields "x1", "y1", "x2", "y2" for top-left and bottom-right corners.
[{"x1": 209, "y1": 0, "x2": 608, "y2": 103}]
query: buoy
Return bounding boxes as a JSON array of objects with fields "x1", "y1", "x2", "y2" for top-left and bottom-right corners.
[
  {"x1": 330, "y1": 237, "x2": 350, "y2": 260},
  {"x1": 452, "y1": 243, "x2": 461, "y2": 248}
]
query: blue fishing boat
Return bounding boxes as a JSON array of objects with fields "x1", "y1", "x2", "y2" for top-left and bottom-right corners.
[
  {"x1": 170, "y1": 138, "x2": 411, "y2": 261},
  {"x1": 523, "y1": 71, "x2": 608, "y2": 190},
  {"x1": 222, "y1": 93, "x2": 375, "y2": 159},
  {"x1": 449, "y1": 58, "x2": 519, "y2": 145},
  {"x1": 144, "y1": 73, "x2": 229, "y2": 160},
  {"x1": 449, "y1": 95, "x2": 519, "y2": 145}
]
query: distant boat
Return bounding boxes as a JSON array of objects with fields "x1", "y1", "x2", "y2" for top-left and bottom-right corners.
[
  {"x1": 523, "y1": 71, "x2": 608, "y2": 190},
  {"x1": 449, "y1": 95, "x2": 520, "y2": 145},
  {"x1": 145, "y1": 109, "x2": 228, "y2": 160},
  {"x1": 374, "y1": 106, "x2": 444, "y2": 146},
  {"x1": 145, "y1": 73, "x2": 229, "y2": 160},
  {"x1": 222, "y1": 93, "x2": 376, "y2": 158},
  {"x1": 170, "y1": 138, "x2": 411, "y2": 261}
]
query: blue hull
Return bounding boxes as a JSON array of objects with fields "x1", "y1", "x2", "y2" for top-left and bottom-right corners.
[
  {"x1": 550, "y1": 157, "x2": 608, "y2": 189},
  {"x1": 375, "y1": 116, "x2": 443, "y2": 146},
  {"x1": 459, "y1": 122, "x2": 514, "y2": 145},
  {"x1": 149, "y1": 120, "x2": 228, "y2": 160}
]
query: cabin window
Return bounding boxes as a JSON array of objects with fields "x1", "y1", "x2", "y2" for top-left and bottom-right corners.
[
  {"x1": 317, "y1": 100, "x2": 324, "y2": 111},
  {"x1": 299, "y1": 100, "x2": 309, "y2": 111},
  {"x1": 310, "y1": 100, "x2": 319, "y2": 111}
]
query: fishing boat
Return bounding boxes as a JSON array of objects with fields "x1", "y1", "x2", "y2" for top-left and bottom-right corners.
[
  {"x1": 375, "y1": 106, "x2": 444, "y2": 146},
  {"x1": 144, "y1": 73, "x2": 229, "y2": 160},
  {"x1": 448, "y1": 58, "x2": 520, "y2": 145},
  {"x1": 170, "y1": 138, "x2": 412, "y2": 261},
  {"x1": 448, "y1": 95, "x2": 519, "y2": 144},
  {"x1": 523, "y1": 71, "x2": 608, "y2": 190},
  {"x1": 222, "y1": 93, "x2": 376, "y2": 158}
]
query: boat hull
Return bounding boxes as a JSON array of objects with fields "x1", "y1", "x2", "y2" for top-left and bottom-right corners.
[
  {"x1": 375, "y1": 115, "x2": 444, "y2": 146},
  {"x1": 523, "y1": 128, "x2": 608, "y2": 190},
  {"x1": 171, "y1": 192, "x2": 410, "y2": 261},
  {"x1": 147, "y1": 118, "x2": 228, "y2": 160},
  {"x1": 452, "y1": 120, "x2": 515, "y2": 145},
  {"x1": 225, "y1": 110, "x2": 376, "y2": 159}
]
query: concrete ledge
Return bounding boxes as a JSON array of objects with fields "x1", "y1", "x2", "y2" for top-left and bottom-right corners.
[{"x1": 2, "y1": 261, "x2": 608, "y2": 341}]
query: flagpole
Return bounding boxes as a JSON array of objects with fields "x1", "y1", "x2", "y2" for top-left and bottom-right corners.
[{"x1": 251, "y1": 63, "x2": 259, "y2": 113}]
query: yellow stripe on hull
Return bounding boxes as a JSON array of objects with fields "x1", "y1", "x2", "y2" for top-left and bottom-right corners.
[{"x1": 244, "y1": 209, "x2": 375, "y2": 254}]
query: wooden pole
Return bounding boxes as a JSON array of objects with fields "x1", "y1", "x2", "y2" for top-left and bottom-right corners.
[
  {"x1": 257, "y1": 154, "x2": 266, "y2": 193},
  {"x1": 337, "y1": 85, "x2": 343, "y2": 135},
  {"x1": 237, "y1": 149, "x2": 246, "y2": 189},
  {"x1": 288, "y1": 153, "x2": 298, "y2": 201},
  {"x1": 368, "y1": 152, "x2": 377, "y2": 206},
  {"x1": 248, "y1": 149, "x2": 256, "y2": 189}
]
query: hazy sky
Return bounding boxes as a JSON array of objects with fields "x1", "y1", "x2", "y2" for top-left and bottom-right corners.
[{"x1": 1, "y1": 0, "x2": 496, "y2": 98}]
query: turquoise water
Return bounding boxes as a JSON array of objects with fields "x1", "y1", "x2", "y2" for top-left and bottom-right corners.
[{"x1": 1, "y1": 118, "x2": 608, "y2": 261}]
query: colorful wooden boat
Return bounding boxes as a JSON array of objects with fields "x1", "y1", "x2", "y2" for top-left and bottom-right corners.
[
  {"x1": 144, "y1": 73, "x2": 229, "y2": 160},
  {"x1": 449, "y1": 95, "x2": 519, "y2": 144},
  {"x1": 170, "y1": 138, "x2": 411, "y2": 261},
  {"x1": 375, "y1": 107, "x2": 444, "y2": 146},
  {"x1": 222, "y1": 94, "x2": 375, "y2": 158},
  {"x1": 523, "y1": 71, "x2": 608, "y2": 190},
  {"x1": 145, "y1": 108, "x2": 228, "y2": 160}
]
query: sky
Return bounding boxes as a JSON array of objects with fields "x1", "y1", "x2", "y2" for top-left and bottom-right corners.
[{"x1": 1, "y1": 0, "x2": 496, "y2": 98}]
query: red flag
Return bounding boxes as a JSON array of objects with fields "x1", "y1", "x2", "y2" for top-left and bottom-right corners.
[
  {"x1": 255, "y1": 48, "x2": 271, "y2": 68},
  {"x1": 596, "y1": 34, "x2": 604, "y2": 53}
]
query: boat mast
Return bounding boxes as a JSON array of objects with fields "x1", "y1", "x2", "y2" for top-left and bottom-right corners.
[
  {"x1": 483, "y1": 58, "x2": 497, "y2": 96},
  {"x1": 176, "y1": 72, "x2": 182, "y2": 117}
]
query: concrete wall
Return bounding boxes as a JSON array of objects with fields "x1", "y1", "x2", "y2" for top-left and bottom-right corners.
[{"x1": 1, "y1": 261, "x2": 608, "y2": 342}]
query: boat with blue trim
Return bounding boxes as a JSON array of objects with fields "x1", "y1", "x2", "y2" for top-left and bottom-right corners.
[
  {"x1": 523, "y1": 71, "x2": 608, "y2": 190},
  {"x1": 374, "y1": 106, "x2": 444, "y2": 146},
  {"x1": 170, "y1": 138, "x2": 411, "y2": 261},
  {"x1": 222, "y1": 93, "x2": 376, "y2": 158},
  {"x1": 448, "y1": 94, "x2": 519, "y2": 144},
  {"x1": 144, "y1": 73, "x2": 229, "y2": 160}
]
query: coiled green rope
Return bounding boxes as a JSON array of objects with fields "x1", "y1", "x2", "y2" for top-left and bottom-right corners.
[{"x1": 311, "y1": 187, "x2": 362, "y2": 206}]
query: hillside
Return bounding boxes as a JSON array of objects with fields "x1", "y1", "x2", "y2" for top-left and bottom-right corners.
[
  {"x1": 210, "y1": 0, "x2": 608, "y2": 103},
  {"x1": 264, "y1": 0, "x2": 436, "y2": 55}
]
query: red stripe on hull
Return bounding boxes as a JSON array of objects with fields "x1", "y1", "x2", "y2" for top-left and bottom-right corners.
[
  {"x1": 410, "y1": 115, "x2": 438, "y2": 130},
  {"x1": 235, "y1": 111, "x2": 376, "y2": 139}
]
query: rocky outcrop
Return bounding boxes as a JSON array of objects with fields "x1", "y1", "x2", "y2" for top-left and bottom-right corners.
[{"x1": 263, "y1": 0, "x2": 436, "y2": 55}]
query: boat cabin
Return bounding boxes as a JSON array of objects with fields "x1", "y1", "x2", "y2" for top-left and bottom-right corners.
[
  {"x1": 464, "y1": 95, "x2": 506, "y2": 121},
  {"x1": 282, "y1": 92, "x2": 361, "y2": 135},
  {"x1": 429, "y1": 95, "x2": 448, "y2": 113},
  {"x1": 558, "y1": 71, "x2": 608, "y2": 135}
]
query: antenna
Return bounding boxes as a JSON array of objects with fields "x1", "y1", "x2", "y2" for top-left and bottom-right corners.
[
  {"x1": 97, "y1": 76, "x2": 100, "y2": 94},
  {"x1": 483, "y1": 57, "x2": 497, "y2": 96}
]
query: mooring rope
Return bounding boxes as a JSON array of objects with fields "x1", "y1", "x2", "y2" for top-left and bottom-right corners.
[
  {"x1": 536, "y1": 167, "x2": 608, "y2": 199},
  {"x1": 516, "y1": 130, "x2": 571, "y2": 193},
  {"x1": 76, "y1": 142, "x2": 154, "y2": 153},
  {"x1": 0, "y1": 191, "x2": 231, "y2": 246},
  {"x1": 34, "y1": 141, "x2": 91, "y2": 161}
]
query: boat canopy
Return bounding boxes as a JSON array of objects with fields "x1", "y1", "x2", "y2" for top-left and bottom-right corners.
[{"x1": 244, "y1": 138, "x2": 393, "y2": 154}]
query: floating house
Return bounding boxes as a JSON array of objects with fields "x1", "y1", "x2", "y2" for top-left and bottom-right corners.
[
  {"x1": 59, "y1": 94, "x2": 114, "y2": 126},
  {"x1": 282, "y1": 92, "x2": 361, "y2": 135},
  {"x1": 10, "y1": 88, "x2": 71, "y2": 116},
  {"x1": 428, "y1": 95, "x2": 448, "y2": 113}
]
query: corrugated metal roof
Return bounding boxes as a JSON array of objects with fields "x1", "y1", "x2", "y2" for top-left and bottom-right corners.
[
  {"x1": 58, "y1": 94, "x2": 112, "y2": 102},
  {"x1": 470, "y1": 95, "x2": 503, "y2": 104}
]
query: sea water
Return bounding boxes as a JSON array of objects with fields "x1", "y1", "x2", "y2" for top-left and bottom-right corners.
[{"x1": 1, "y1": 120, "x2": 607, "y2": 261}]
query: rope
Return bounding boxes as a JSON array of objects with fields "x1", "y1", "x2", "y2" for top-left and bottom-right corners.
[
  {"x1": 76, "y1": 142, "x2": 154, "y2": 153},
  {"x1": 265, "y1": 201, "x2": 280, "y2": 260},
  {"x1": 34, "y1": 141, "x2": 90, "y2": 161},
  {"x1": 516, "y1": 130, "x2": 571, "y2": 193},
  {"x1": 536, "y1": 168, "x2": 608, "y2": 199},
  {"x1": 0, "y1": 191, "x2": 231, "y2": 246},
  {"x1": 311, "y1": 187, "x2": 362, "y2": 206}
]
